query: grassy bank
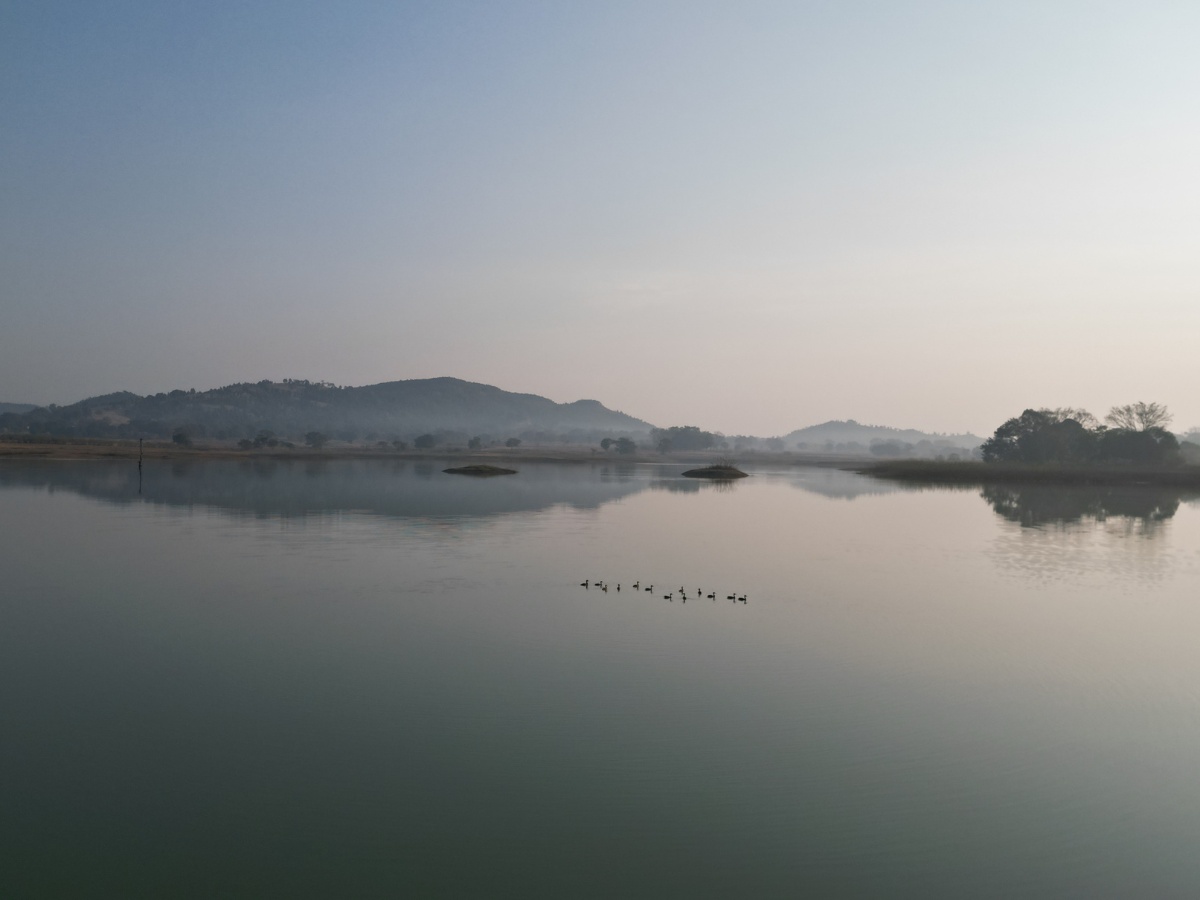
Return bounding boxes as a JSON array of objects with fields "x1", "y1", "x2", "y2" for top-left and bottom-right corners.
[{"x1": 860, "y1": 459, "x2": 1200, "y2": 487}]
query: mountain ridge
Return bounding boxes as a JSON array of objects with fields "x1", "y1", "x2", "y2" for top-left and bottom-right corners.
[{"x1": 0, "y1": 377, "x2": 654, "y2": 443}]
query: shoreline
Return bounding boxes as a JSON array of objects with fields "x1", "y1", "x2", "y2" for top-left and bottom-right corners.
[
  {"x1": 0, "y1": 438, "x2": 858, "y2": 467},
  {"x1": 859, "y1": 459, "x2": 1200, "y2": 487},
  {"x1": 0, "y1": 440, "x2": 638, "y2": 465}
]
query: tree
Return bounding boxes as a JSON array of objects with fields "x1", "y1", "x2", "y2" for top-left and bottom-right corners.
[
  {"x1": 649, "y1": 426, "x2": 718, "y2": 453},
  {"x1": 600, "y1": 438, "x2": 614, "y2": 451},
  {"x1": 1097, "y1": 426, "x2": 1179, "y2": 465},
  {"x1": 982, "y1": 404, "x2": 1181, "y2": 467},
  {"x1": 172, "y1": 429, "x2": 192, "y2": 447},
  {"x1": 468, "y1": 436, "x2": 482, "y2": 450},
  {"x1": 981, "y1": 409, "x2": 1096, "y2": 464},
  {"x1": 870, "y1": 439, "x2": 912, "y2": 457},
  {"x1": 1050, "y1": 407, "x2": 1099, "y2": 429},
  {"x1": 1105, "y1": 402, "x2": 1172, "y2": 432},
  {"x1": 414, "y1": 434, "x2": 436, "y2": 449},
  {"x1": 505, "y1": 438, "x2": 521, "y2": 448},
  {"x1": 305, "y1": 431, "x2": 328, "y2": 449},
  {"x1": 615, "y1": 437, "x2": 636, "y2": 454}
]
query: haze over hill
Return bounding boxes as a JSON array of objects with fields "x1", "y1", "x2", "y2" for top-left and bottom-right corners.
[
  {"x1": 785, "y1": 420, "x2": 983, "y2": 458},
  {"x1": 7, "y1": 380, "x2": 1189, "y2": 462},
  {"x1": 0, "y1": 378, "x2": 652, "y2": 444}
]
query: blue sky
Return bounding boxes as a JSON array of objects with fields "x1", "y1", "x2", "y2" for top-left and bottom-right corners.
[{"x1": 3, "y1": 1, "x2": 1198, "y2": 435}]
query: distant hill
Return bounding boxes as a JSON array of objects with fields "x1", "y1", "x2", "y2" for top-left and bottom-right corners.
[
  {"x1": 0, "y1": 402, "x2": 37, "y2": 415},
  {"x1": 0, "y1": 378, "x2": 654, "y2": 444},
  {"x1": 785, "y1": 420, "x2": 982, "y2": 458}
]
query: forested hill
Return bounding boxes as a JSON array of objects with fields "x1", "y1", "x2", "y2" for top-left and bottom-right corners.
[
  {"x1": 785, "y1": 420, "x2": 982, "y2": 454},
  {"x1": 0, "y1": 378, "x2": 654, "y2": 443}
]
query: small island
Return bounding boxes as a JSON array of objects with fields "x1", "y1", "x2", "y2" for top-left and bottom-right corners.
[
  {"x1": 443, "y1": 464, "x2": 518, "y2": 476},
  {"x1": 682, "y1": 465, "x2": 748, "y2": 480}
]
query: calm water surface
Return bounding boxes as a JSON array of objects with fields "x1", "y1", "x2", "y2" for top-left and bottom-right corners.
[{"x1": 3, "y1": 458, "x2": 1200, "y2": 898}]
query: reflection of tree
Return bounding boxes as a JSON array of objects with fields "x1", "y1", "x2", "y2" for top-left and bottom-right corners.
[
  {"x1": 981, "y1": 484, "x2": 1184, "y2": 529},
  {"x1": 648, "y1": 477, "x2": 738, "y2": 494}
]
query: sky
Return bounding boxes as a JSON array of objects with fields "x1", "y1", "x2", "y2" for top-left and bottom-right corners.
[{"x1": 3, "y1": 1, "x2": 1198, "y2": 436}]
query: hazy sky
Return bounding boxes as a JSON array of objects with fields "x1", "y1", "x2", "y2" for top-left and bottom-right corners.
[{"x1": 3, "y1": 1, "x2": 1198, "y2": 435}]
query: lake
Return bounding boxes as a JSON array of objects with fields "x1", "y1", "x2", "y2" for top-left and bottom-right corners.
[{"x1": 3, "y1": 458, "x2": 1200, "y2": 898}]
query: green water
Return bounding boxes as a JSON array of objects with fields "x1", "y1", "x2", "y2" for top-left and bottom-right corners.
[{"x1": 3, "y1": 459, "x2": 1200, "y2": 898}]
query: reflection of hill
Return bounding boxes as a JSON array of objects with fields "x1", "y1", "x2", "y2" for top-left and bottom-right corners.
[
  {"x1": 981, "y1": 483, "x2": 1191, "y2": 529},
  {"x1": 784, "y1": 467, "x2": 908, "y2": 500},
  {"x1": 0, "y1": 459, "x2": 647, "y2": 519}
]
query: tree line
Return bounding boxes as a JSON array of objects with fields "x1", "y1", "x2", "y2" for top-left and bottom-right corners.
[{"x1": 981, "y1": 402, "x2": 1184, "y2": 466}]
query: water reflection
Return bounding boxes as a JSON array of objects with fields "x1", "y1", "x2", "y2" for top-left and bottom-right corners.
[
  {"x1": 785, "y1": 466, "x2": 908, "y2": 500},
  {"x1": 981, "y1": 483, "x2": 1192, "y2": 532},
  {"x1": 6, "y1": 457, "x2": 1200, "y2": 896},
  {"x1": 980, "y1": 482, "x2": 1200, "y2": 584},
  {"x1": 0, "y1": 459, "x2": 649, "y2": 520},
  {"x1": 648, "y1": 476, "x2": 740, "y2": 494}
]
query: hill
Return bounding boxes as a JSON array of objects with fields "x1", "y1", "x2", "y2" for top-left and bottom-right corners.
[
  {"x1": 0, "y1": 402, "x2": 37, "y2": 415},
  {"x1": 0, "y1": 378, "x2": 654, "y2": 444},
  {"x1": 785, "y1": 419, "x2": 982, "y2": 458}
]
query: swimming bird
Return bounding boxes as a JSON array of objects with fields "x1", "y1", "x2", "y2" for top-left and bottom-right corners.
[
  {"x1": 632, "y1": 581, "x2": 640, "y2": 589},
  {"x1": 581, "y1": 580, "x2": 589, "y2": 588},
  {"x1": 616, "y1": 584, "x2": 620, "y2": 591},
  {"x1": 707, "y1": 592, "x2": 715, "y2": 600},
  {"x1": 646, "y1": 584, "x2": 653, "y2": 592}
]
